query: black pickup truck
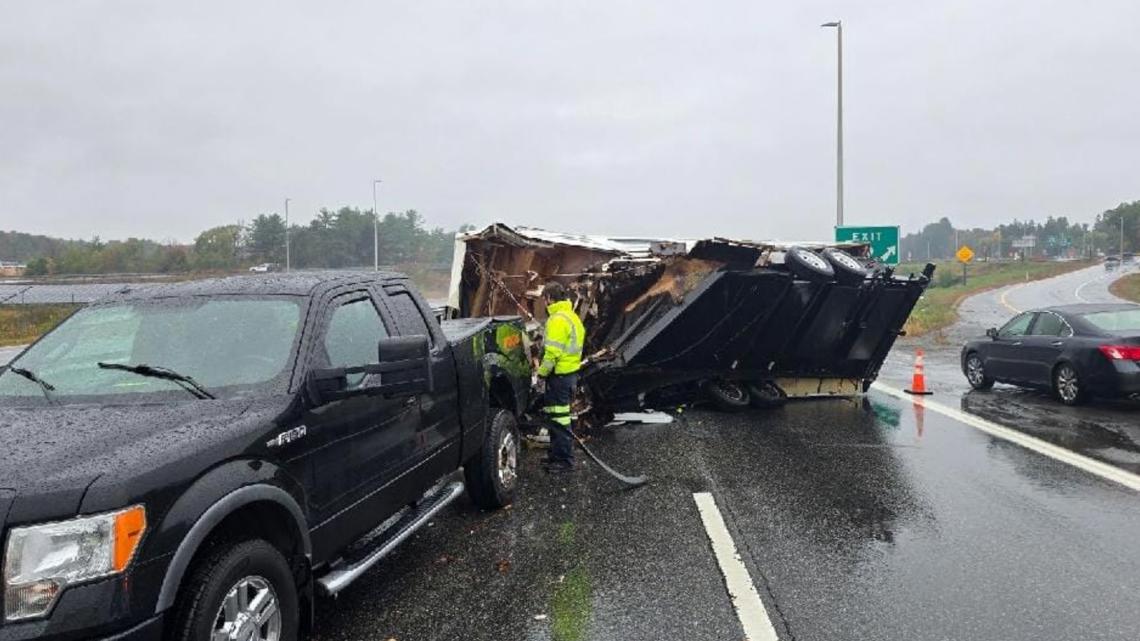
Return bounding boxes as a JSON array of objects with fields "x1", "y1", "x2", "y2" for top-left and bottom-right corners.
[{"x1": 0, "y1": 272, "x2": 531, "y2": 641}]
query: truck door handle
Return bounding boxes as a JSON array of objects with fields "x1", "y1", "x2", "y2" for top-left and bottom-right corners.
[
  {"x1": 1051, "y1": 341, "x2": 1064, "y2": 347},
  {"x1": 404, "y1": 397, "x2": 416, "y2": 407},
  {"x1": 1012, "y1": 341, "x2": 1022, "y2": 346}
]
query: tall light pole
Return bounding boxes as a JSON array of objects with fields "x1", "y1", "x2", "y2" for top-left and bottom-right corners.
[
  {"x1": 284, "y1": 198, "x2": 291, "y2": 272},
  {"x1": 821, "y1": 20, "x2": 844, "y2": 227},
  {"x1": 1121, "y1": 214, "x2": 1126, "y2": 259},
  {"x1": 372, "y1": 179, "x2": 382, "y2": 272}
]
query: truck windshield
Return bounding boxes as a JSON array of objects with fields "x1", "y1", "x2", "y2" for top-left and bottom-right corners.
[{"x1": 0, "y1": 297, "x2": 302, "y2": 403}]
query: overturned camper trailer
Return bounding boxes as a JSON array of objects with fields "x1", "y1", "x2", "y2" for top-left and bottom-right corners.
[{"x1": 446, "y1": 223, "x2": 933, "y2": 418}]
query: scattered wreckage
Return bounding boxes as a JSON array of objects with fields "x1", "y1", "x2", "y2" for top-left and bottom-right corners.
[{"x1": 445, "y1": 223, "x2": 933, "y2": 421}]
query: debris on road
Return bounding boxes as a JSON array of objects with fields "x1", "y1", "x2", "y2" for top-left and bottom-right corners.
[{"x1": 447, "y1": 223, "x2": 933, "y2": 419}]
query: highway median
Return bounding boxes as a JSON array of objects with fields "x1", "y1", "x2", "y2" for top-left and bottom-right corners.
[{"x1": 1109, "y1": 272, "x2": 1140, "y2": 303}]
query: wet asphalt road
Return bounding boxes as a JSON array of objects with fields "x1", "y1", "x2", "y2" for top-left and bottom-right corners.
[{"x1": 303, "y1": 397, "x2": 1140, "y2": 641}]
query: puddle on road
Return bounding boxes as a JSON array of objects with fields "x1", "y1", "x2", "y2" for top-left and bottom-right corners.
[{"x1": 960, "y1": 390, "x2": 1140, "y2": 474}]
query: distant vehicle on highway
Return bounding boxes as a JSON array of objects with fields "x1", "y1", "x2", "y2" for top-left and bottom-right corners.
[
  {"x1": 1105, "y1": 256, "x2": 1120, "y2": 271},
  {"x1": 1123, "y1": 252, "x2": 1135, "y2": 265},
  {"x1": 248, "y1": 262, "x2": 278, "y2": 273},
  {"x1": 961, "y1": 304, "x2": 1140, "y2": 405}
]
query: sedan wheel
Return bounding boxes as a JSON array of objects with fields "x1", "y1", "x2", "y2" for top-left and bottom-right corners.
[
  {"x1": 965, "y1": 353, "x2": 993, "y2": 391},
  {"x1": 1053, "y1": 364, "x2": 1086, "y2": 406}
]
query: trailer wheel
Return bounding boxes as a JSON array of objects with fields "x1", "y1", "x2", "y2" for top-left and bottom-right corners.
[
  {"x1": 785, "y1": 247, "x2": 835, "y2": 284},
  {"x1": 746, "y1": 381, "x2": 787, "y2": 409},
  {"x1": 821, "y1": 248, "x2": 870, "y2": 286},
  {"x1": 704, "y1": 379, "x2": 750, "y2": 412}
]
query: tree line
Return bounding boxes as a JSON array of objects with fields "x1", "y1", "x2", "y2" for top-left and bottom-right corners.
[
  {"x1": 7, "y1": 208, "x2": 466, "y2": 276},
  {"x1": 900, "y1": 200, "x2": 1140, "y2": 261}
]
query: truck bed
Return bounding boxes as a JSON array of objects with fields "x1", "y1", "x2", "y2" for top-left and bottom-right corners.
[{"x1": 440, "y1": 316, "x2": 522, "y2": 343}]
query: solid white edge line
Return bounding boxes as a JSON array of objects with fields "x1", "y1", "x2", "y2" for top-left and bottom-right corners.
[
  {"x1": 870, "y1": 382, "x2": 1140, "y2": 492},
  {"x1": 693, "y1": 492, "x2": 780, "y2": 641}
]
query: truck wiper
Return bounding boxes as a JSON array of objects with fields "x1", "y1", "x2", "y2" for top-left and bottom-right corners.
[
  {"x1": 7, "y1": 367, "x2": 57, "y2": 404},
  {"x1": 97, "y1": 362, "x2": 216, "y2": 400}
]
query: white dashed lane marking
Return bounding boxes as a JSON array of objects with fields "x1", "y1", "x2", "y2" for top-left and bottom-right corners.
[{"x1": 693, "y1": 492, "x2": 780, "y2": 641}]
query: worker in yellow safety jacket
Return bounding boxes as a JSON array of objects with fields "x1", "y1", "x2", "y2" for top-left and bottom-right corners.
[{"x1": 536, "y1": 281, "x2": 585, "y2": 473}]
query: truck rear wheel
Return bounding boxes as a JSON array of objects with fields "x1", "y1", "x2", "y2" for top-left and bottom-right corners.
[
  {"x1": 465, "y1": 408, "x2": 520, "y2": 509},
  {"x1": 171, "y1": 539, "x2": 299, "y2": 641}
]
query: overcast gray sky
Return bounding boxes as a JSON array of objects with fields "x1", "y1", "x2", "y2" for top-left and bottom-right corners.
[{"x1": 2, "y1": 1, "x2": 1138, "y2": 243}]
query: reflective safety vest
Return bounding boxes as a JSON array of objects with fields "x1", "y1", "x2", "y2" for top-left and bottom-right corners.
[{"x1": 538, "y1": 300, "x2": 585, "y2": 376}]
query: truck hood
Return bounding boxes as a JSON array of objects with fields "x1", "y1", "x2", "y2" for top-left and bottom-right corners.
[{"x1": 0, "y1": 400, "x2": 253, "y2": 524}]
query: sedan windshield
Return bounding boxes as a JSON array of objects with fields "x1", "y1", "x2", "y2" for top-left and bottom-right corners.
[
  {"x1": 1081, "y1": 309, "x2": 1140, "y2": 334},
  {"x1": 0, "y1": 297, "x2": 301, "y2": 402}
]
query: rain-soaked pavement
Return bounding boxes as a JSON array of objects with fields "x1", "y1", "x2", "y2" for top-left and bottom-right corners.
[{"x1": 304, "y1": 397, "x2": 1140, "y2": 641}]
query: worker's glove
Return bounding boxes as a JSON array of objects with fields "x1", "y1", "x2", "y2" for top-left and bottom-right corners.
[{"x1": 531, "y1": 374, "x2": 546, "y2": 395}]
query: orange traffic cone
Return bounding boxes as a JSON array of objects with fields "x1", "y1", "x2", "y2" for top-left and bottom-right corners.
[{"x1": 905, "y1": 348, "x2": 933, "y2": 395}]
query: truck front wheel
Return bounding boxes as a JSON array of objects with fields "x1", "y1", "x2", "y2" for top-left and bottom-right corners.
[
  {"x1": 465, "y1": 408, "x2": 520, "y2": 509},
  {"x1": 171, "y1": 539, "x2": 299, "y2": 641}
]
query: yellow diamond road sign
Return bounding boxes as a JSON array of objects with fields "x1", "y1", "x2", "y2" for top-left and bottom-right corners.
[{"x1": 956, "y1": 245, "x2": 975, "y2": 263}]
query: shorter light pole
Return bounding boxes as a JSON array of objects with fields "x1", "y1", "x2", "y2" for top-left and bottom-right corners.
[
  {"x1": 1122, "y1": 214, "x2": 1126, "y2": 259},
  {"x1": 284, "y1": 198, "x2": 291, "y2": 272},
  {"x1": 372, "y1": 179, "x2": 382, "y2": 271}
]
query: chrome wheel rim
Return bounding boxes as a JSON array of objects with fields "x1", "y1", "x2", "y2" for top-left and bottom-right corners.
[
  {"x1": 212, "y1": 576, "x2": 281, "y2": 641},
  {"x1": 829, "y1": 250, "x2": 864, "y2": 271},
  {"x1": 1057, "y1": 366, "x2": 1079, "y2": 402},
  {"x1": 796, "y1": 249, "x2": 830, "y2": 272},
  {"x1": 498, "y1": 430, "x2": 518, "y2": 490},
  {"x1": 966, "y1": 356, "x2": 985, "y2": 386}
]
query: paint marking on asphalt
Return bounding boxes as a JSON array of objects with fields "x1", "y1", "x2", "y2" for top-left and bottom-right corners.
[
  {"x1": 1073, "y1": 274, "x2": 1100, "y2": 303},
  {"x1": 998, "y1": 285, "x2": 1022, "y2": 313},
  {"x1": 871, "y1": 382, "x2": 1140, "y2": 492},
  {"x1": 692, "y1": 492, "x2": 779, "y2": 641}
]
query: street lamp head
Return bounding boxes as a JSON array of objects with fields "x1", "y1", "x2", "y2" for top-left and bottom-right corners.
[{"x1": 821, "y1": 21, "x2": 840, "y2": 28}]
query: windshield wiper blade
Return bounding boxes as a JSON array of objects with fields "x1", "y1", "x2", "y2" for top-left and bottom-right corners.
[
  {"x1": 97, "y1": 362, "x2": 216, "y2": 399},
  {"x1": 7, "y1": 366, "x2": 57, "y2": 404}
]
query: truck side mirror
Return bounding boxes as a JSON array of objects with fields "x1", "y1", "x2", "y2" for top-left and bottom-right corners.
[
  {"x1": 986, "y1": 327, "x2": 999, "y2": 340},
  {"x1": 376, "y1": 335, "x2": 433, "y2": 395},
  {"x1": 305, "y1": 335, "x2": 433, "y2": 406}
]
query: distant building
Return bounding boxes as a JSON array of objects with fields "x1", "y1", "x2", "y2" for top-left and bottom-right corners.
[{"x1": 0, "y1": 261, "x2": 27, "y2": 277}]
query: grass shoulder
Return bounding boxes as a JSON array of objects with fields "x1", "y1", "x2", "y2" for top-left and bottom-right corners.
[{"x1": 1109, "y1": 272, "x2": 1140, "y2": 303}]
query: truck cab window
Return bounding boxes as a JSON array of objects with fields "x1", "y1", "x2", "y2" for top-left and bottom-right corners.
[
  {"x1": 388, "y1": 291, "x2": 432, "y2": 341},
  {"x1": 324, "y1": 296, "x2": 388, "y2": 388}
]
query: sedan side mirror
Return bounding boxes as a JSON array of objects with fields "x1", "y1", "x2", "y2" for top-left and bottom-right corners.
[{"x1": 986, "y1": 328, "x2": 999, "y2": 340}]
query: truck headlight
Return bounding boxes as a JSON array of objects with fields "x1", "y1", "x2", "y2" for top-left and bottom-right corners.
[{"x1": 3, "y1": 505, "x2": 146, "y2": 621}]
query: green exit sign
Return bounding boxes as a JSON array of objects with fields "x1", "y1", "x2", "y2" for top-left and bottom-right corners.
[{"x1": 835, "y1": 225, "x2": 900, "y2": 265}]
